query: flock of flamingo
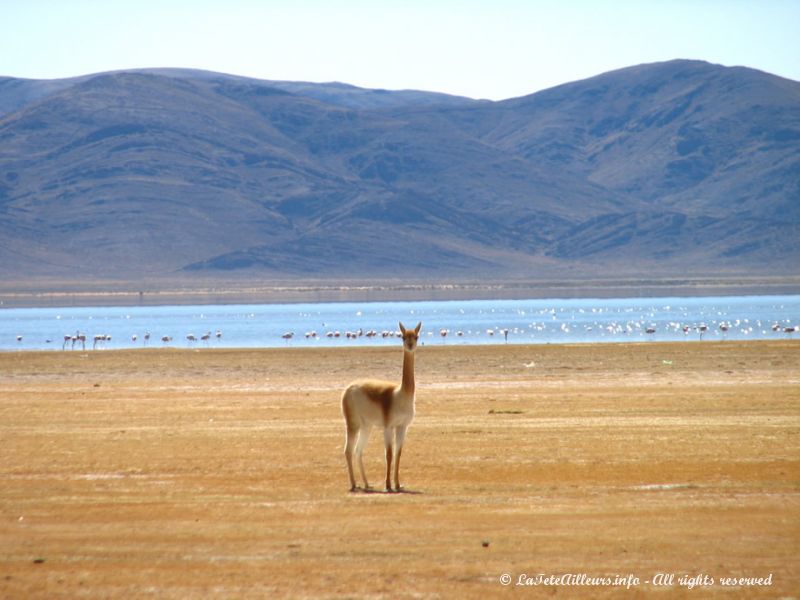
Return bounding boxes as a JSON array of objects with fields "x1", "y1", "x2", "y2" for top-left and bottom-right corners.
[
  {"x1": 279, "y1": 320, "x2": 796, "y2": 344},
  {"x1": 280, "y1": 327, "x2": 512, "y2": 343},
  {"x1": 17, "y1": 330, "x2": 226, "y2": 349},
  {"x1": 10, "y1": 319, "x2": 797, "y2": 349}
]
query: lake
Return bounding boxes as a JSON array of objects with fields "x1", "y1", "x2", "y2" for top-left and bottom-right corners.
[{"x1": 1, "y1": 295, "x2": 798, "y2": 352}]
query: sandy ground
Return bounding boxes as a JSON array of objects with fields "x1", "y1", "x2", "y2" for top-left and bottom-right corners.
[{"x1": 1, "y1": 340, "x2": 798, "y2": 598}]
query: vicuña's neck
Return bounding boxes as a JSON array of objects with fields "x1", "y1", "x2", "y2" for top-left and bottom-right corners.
[{"x1": 401, "y1": 349, "x2": 415, "y2": 396}]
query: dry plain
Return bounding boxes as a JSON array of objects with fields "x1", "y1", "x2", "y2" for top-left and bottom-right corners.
[{"x1": 1, "y1": 340, "x2": 798, "y2": 598}]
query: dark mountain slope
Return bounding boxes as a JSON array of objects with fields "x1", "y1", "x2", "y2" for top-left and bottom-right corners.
[
  {"x1": 0, "y1": 60, "x2": 797, "y2": 283},
  {"x1": 1, "y1": 73, "x2": 332, "y2": 275},
  {"x1": 433, "y1": 60, "x2": 800, "y2": 266},
  {"x1": 486, "y1": 60, "x2": 800, "y2": 214}
]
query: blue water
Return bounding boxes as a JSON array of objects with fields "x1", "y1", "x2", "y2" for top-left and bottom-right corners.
[{"x1": 1, "y1": 295, "x2": 798, "y2": 351}]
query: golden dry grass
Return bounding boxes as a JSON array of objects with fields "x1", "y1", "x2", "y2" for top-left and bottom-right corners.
[{"x1": 1, "y1": 341, "x2": 798, "y2": 598}]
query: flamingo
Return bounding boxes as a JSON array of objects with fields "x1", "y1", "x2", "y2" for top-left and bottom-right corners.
[{"x1": 74, "y1": 333, "x2": 86, "y2": 350}]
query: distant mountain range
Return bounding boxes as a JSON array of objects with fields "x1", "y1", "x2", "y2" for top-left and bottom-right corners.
[{"x1": 1, "y1": 59, "x2": 798, "y2": 287}]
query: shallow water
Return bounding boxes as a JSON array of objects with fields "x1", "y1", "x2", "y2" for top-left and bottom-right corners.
[{"x1": 1, "y1": 295, "x2": 798, "y2": 351}]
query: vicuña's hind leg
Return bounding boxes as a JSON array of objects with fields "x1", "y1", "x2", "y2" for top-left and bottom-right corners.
[
  {"x1": 344, "y1": 424, "x2": 359, "y2": 491},
  {"x1": 355, "y1": 426, "x2": 373, "y2": 490}
]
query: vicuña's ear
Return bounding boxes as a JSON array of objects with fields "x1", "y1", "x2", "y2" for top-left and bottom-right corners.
[
  {"x1": 399, "y1": 322, "x2": 406, "y2": 334},
  {"x1": 415, "y1": 322, "x2": 422, "y2": 334}
]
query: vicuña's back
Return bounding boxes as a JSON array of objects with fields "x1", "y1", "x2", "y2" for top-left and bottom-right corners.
[{"x1": 342, "y1": 321, "x2": 421, "y2": 492}]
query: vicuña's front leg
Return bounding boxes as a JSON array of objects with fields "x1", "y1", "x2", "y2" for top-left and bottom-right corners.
[
  {"x1": 394, "y1": 425, "x2": 408, "y2": 491},
  {"x1": 383, "y1": 427, "x2": 394, "y2": 492}
]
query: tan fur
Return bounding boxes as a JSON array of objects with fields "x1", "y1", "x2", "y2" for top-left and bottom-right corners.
[
  {"x1": 342, "y1": 321, "x2": 421, "y2": 492},
  {"x1": 359, "y1": 380, "x2": 396, "y2": 425}
]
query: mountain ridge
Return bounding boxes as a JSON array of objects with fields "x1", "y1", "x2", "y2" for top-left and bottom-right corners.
[{"x1": 1, "y1": 59, "x2": 798, "y2": 284}]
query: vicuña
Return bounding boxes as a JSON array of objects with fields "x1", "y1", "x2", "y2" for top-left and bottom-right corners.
[{"x1": 341, "y1": 321, "x2": 421, "y2": 492}]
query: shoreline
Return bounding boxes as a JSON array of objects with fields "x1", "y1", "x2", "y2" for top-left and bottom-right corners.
[
  {"x1": 2, "y1": 276, "x2": 799, "y2": 308},
  {"x1": 2, "y1": 338, "x2": 796, "y2": 356}
]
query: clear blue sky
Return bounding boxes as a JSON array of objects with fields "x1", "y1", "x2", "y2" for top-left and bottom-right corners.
[{"x1": 2, "y1": 0, "x2": 799, "y2": 100}]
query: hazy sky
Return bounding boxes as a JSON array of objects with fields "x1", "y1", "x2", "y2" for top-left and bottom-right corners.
[{"x1": 3, "y1": 0, "x2": 799, "y2": 100}]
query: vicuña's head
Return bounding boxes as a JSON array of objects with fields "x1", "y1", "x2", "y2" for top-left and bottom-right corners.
[{"x1": 399, "y1": 321, "x2": 422, "y2": 352}]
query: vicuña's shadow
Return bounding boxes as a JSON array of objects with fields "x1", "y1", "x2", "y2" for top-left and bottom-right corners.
[
  {"x1": 393, "y1": 488, "x2": 423, "y2": 495},
  {"x1": 351, "y1": 487, "x2": 424, "y2": 495}
]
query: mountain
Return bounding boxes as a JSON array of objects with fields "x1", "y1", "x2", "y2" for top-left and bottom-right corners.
[{"x1": 1, "y1": 60, "x2": 798, "y2": 287}]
